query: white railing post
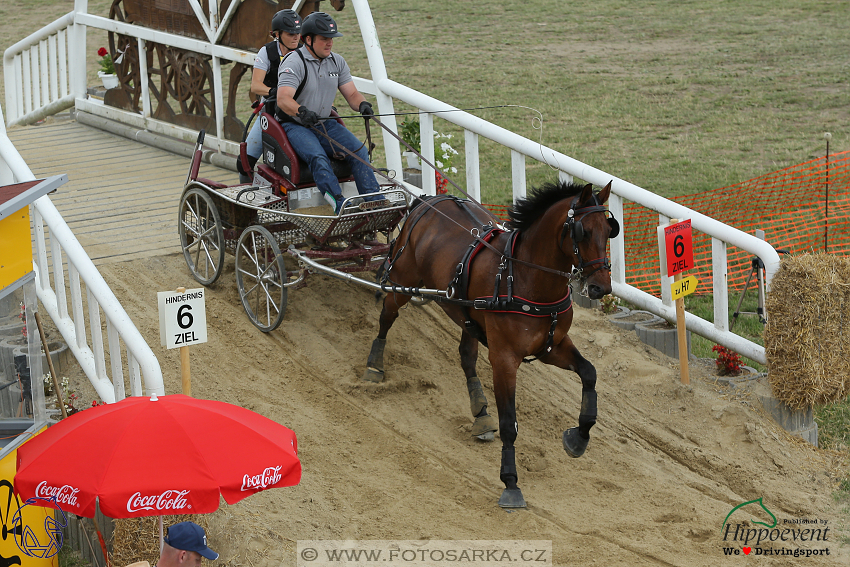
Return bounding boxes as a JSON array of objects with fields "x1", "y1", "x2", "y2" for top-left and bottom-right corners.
[
  {"x1": 351, "y1": 0, "x2": 403, "y2": 176},
  {"x1": 511, "y1": 150, "x2": 526, "y2": 201},
  {"x1": 138, "y1": 38, "x2": 151, "y2": 118},
  {"x1": 608, "y1": 193, "x2": 625, "y2": 286},
  {"x1": 71, "y1": 1, "x2": 89, "y2": 100},
  {"x1": 712, "y1": 237, "x2": 729, "y2": 332},
  {"x1": 464, "y1": 129, "x2": 480, "y2": 201},
  {"x1": 420, "y1": 111, "x2": 435, "y2": 195},
  {"x1": 212, "y1": 56, "x2": 225, "y2": 144}
]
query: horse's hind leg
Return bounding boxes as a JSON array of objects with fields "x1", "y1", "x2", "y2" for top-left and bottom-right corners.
[
  {"x1": 362, "y1": 292, "x2": 410, "y2": 382},
  {"x1": 459, "y1": 331, "x2": 498, "y2": 441}
]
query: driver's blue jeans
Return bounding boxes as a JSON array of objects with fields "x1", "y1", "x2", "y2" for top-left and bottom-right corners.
[{"x1": 282, "y1": 119, "x2": 380, "y2": 199}]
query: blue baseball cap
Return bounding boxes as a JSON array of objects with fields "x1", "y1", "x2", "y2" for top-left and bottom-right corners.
[{"x1": 164, "y1": 522, "x2": 219, "y2": 560}]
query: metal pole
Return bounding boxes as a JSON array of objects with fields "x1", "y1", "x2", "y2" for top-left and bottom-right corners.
[{"x1": 824, "y1": 132, "x2": 831, "y2": 253}]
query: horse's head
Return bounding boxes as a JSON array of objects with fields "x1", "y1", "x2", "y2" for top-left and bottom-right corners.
[{"x1": 559, "y1": 181, "x2": 619, "y2": 299}]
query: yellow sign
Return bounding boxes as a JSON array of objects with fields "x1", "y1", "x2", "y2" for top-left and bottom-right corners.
[
  {"x1": 0, "y1": 429, "x2": 58, "y2": 567},
  {"x1": 671, "y1": 275, "x2": 698, "y2": 300}
]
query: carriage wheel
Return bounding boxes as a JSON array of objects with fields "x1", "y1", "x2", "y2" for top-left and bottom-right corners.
[
  {"x1": 179, "y1": 188, "x2": 225, "y2": 285},
  {"x1": 235, "y1": 226, "x2": 287, "y2": 332}
]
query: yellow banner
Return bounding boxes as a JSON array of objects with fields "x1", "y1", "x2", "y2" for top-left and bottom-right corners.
[{"x1": 671, "y1": 275, "x2": 698, "y2": 300}]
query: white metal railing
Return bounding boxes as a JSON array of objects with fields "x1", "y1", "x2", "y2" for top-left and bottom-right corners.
[
  {"x1": 0, "y1": 105, "x2": 164, "y2": 402},
  {"x1": 3, "y1": 11, "x2": 76, "y2": 127},
  {"x1": 350, "y1": 0, "x2": 778, "y2": 364},
  {"x1": 2, "y1": 0, "x2": 778, "y2": 363}
]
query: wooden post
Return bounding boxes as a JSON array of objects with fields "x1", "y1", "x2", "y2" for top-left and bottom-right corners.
[
  {"x1": 674, "y1": 272, "x2": 690, "y2": 385},
  {"x1": 176, "y1": 287, "x2": 191, "y2": 396},
  {"x1": 34, "y1": 311, "x2": 68, "y2": 418},
  {"x1": 670, "y1": 219, "x2": 689, "y2": 385}
]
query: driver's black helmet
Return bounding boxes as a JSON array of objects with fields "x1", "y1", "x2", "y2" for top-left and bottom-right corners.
[
  {"x1": 271, "y1": 9, "x2": 301, "y2": 34},
  {"x1": 301, "y1": 12, "x2": 343, "y2": 38}
]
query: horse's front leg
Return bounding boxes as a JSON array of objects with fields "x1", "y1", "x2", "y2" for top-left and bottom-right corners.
[
  {"x1": 362, "y1": 292, "x2": 410, "y2": 382},
  {"x1": 489, "y1": 348, "x2": 525, "y2": 508},
  {"x1": 459, "y1": 331, "x2": 498, "y2": 441},
  {"x1": 543, "y1": 337, "x2": 597, "y2": 458}
]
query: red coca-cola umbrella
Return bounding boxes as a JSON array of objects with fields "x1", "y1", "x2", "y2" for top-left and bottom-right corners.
[{"x1": 14, "y1": 394, "x2": 301, "y2": 520}]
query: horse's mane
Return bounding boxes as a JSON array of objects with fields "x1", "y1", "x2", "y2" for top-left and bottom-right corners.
[{"x1": 505, "y1": 180, "x2": 586, "y2": 232}]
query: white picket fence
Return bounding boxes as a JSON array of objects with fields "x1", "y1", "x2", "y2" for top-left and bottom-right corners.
[
  {"x1": 2, "y1": 0, "x2": 780, "y2": 364},
  {"x1": 0, "y1": 105, "x2": 164, "y2": 403}
]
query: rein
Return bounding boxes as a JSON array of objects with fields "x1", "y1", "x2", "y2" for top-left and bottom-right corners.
[{"x1": 297, "y1": 114, "x2": 609, "y2": 284}]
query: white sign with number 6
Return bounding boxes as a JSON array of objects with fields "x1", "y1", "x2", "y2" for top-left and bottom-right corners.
[{"x1": 157, "y1": 289, "x2": 208, "y2": 349}]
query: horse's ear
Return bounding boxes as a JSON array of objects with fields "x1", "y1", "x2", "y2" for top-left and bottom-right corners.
[
  {"x1": 580, "y1": 183, "x2": 594, "y2": 204},
  {"x1": 597, "y1": 181, "x2": 612, "y2": 203}
]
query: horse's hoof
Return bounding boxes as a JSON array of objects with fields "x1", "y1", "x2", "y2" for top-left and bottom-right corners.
[
  {"x1": 562, "y1": 428, "x2": 589, "y2": 458},
  {"x1": 498, "y1": 488, "x2": 527, "y2": 509},
  {"x1": 471, "y1": 414, "x2": 497, "y2": 439},
  {"x1": 361, "y1": 367, "x2": 384, "y2": 383}
]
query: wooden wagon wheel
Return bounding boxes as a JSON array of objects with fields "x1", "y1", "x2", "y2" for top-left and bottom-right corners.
[
  {"x1": 235, "y1": 225, "x2": 287, "y2": 332},
  {"x1": 106, "y1": 0, "x2": 142, "y2": 111},
  {"x1": 176, "y1": 52, "x2": 215, "y2": 118},
  {"x1": 148, "y1": 44, "x2": 181, "y2": 120}
]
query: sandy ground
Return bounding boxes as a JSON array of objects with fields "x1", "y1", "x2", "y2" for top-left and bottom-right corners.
[{"x1": 49, "y1": 251, "x2": 844, "y2": 567}]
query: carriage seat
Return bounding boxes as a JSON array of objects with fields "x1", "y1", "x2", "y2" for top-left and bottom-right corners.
[{"x1": 260, "y1": 110, "x2": 354, "y2": 191}]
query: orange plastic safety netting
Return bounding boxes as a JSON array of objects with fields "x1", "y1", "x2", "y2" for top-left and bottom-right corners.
[
  {"x1": 623, "y1": 151, "x2": 850, "y2": 296},
  {"x1": 482, "y1": 151, "x2": 850, "y2": 296}
]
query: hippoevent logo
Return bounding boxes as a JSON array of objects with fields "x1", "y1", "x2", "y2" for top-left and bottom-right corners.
[
  {"x1": 126, "y1": 490, "x2": 191, "y2": 513},
  {"x1": 720, "y1": 497, "x2": 831, "y2": 558},
  {"x1": 241, "y1": 466, "x2": 282, "y2": 491},
  {"x1": 35, "y1": 481, "x2": 80, "y2": 507}
]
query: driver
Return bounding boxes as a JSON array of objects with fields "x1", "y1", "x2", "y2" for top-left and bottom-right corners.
[
  {"x1": 275, "y1": 12, "x2": 381, "y2": 214},
  {"x1": 238, "y1": 9, "x2": 302, "y2": 183}
]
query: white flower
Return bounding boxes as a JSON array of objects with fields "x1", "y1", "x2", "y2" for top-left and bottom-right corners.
[{"x1": 440, "y1": 142, "x2": 458, "y2": 155}]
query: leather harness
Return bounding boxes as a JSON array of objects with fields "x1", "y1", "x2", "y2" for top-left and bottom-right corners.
[{"x1": 382, "y1": 195, "x2": 573, "y2": 360}]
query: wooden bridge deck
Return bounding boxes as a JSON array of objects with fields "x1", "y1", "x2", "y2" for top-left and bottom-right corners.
[{"x1": 7, "y1": 115, "x2": 238, "y2": 265}]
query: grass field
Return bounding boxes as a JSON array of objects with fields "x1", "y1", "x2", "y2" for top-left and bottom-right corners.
[
  {"x1": 331, "y1": 0, "x2": 850, "y2": 204},
  {"x1": 4, "y1": 0, "x2": 848, "y2": 204}
]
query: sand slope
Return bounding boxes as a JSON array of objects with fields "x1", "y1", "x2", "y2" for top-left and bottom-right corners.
[{"x1": 92, "y1": 253, "x2": 846, "y2": 567}]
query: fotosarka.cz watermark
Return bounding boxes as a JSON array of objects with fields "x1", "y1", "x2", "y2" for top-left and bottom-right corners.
[{"x1": 296, "y1": 540, "x2": 552, "y2": 567}]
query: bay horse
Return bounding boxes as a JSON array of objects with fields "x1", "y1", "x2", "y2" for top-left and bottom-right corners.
[{"x1": 362, "y1": 179, "x2": 619, "y2": 508}]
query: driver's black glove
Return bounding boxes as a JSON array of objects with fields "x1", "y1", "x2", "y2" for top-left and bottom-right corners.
[
  {"x1": 359, "y1": 101, "x2": 374, "y2": 117},
  {"x1": 297, "y1": 105, "x2": 319, "y2": 127},
  {"x1": 266, "y1": 87, "x2": 277, "y2": 101}
]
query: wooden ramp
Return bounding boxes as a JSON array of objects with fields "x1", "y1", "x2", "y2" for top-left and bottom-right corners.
[{"x1": 7, "y1": 116, "x2": 239, "y2": 265}]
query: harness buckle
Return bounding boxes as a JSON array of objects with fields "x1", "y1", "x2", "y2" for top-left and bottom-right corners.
[{"x1": 473, "y1": 299, "x2": 490, "y2": 310}]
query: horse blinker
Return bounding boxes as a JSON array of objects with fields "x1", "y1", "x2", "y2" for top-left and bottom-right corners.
[{"x1": 607, "y1": 217, "x2": 620, "y2": 239}]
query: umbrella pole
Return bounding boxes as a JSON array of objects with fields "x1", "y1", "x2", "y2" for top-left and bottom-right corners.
[
  {"x1": 176, "y1": 287, "x2": 191, "y2": 396},
  {"x1": 160, "y1": 516, "x2": 165, "y2": 554}
]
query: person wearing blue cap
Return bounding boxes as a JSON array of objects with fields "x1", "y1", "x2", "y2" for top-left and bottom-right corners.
[{"x1": 156, "y1": 521, "x2": 219, "y2": 567}]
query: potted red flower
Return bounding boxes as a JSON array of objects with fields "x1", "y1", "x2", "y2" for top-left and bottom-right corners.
[{"x1": 96, "y1": 47, "x2": 118, "y2": 89}]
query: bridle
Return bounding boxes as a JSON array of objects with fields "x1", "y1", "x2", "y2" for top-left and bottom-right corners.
[{"x1": 559, "y1": 193, "x2": 620, "y2": 284}]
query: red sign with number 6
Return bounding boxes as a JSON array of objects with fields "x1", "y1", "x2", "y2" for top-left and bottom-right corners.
[{"x1": 664, "y1": 219, "x2": 693, "y2": 276}]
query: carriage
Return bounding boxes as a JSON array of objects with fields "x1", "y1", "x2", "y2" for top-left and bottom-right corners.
[
  {"x1": 179, "y1": 95, "x2": 619, "y2": 509},
  {"x1": 178, "y1": 107, "x2": 409, "y2": 332}
]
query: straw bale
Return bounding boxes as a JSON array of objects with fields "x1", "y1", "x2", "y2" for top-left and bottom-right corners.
[
  {"x1": 764, "y1": 253, "x2": 850, "y2": 409},
  {"x1": 111, "y1": 515, "x2": 210, "y2": 567}
]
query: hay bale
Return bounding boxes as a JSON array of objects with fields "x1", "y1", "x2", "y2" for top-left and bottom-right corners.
[
  {"x1": 111, "y1": 515, "x2": 209, "y2": 567},
  {"x1": 764, "y1": 253, "x2": 850, "y2": 409}
]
